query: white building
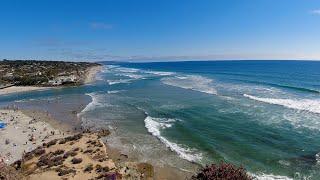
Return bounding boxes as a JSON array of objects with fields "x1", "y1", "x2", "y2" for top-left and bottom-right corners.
[{"x1": 48, "y1": 75, "x2": 78, "y2": 86}]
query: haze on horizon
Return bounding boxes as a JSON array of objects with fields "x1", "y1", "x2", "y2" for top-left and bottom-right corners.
[{"x1": 1, "y1": 0, "x2": 320, "y2": 62}]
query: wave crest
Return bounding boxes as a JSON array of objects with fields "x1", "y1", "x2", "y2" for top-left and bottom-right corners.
[
  {"x1": 107, "y1": 90, "x2": 125, "y2": 94},
  {"x1": 244, "y1": 94, "x2": 320, "y2": 114},
  {"x1": 252, "y1": 173, "x2": 293, "y2": 180},
  {"x1": 144, "y1": 116, "x2": 202, "y2": 162},
  {"x1": 161, "y1": 75, "x2": 217, "y2": 95},
  {"x1": 144, "y1": 70, "x2": 175, "y2": 76},
  {"x1": 107, "y1": 79, "x2": 132, "y2": 85}
]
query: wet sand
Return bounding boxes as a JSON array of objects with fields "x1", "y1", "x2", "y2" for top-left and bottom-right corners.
[
  {"x1": 0, "y1": 109, "x2": 70, "y2": 165},
  {"x1": 0, "y1": 107, "x2": 156, "y2": 179},
  {"x1": 0, "y1": 86, "x2": 53, "y2": 96},
  {"x1": 104, "y1": 143, "x2": 194, "y2": 180},
  {"x1": 7, "y1": 95, "x2": 196, "y2": 179},
  {"x1": 0, "y1": 65, "x2": 197, "y2": 179},
  {"x1": 0, "y1": 64, "x2": 102, "y2": 96},
  {"x1": 0, "y1": 96, "x2": 196, "y2": 179},
  {"x1": 12, "y1": 94, "x2": 91, "y2": 133},
  {"x1": 84, "y1": 65, "x2": 104, "y2": 84}
]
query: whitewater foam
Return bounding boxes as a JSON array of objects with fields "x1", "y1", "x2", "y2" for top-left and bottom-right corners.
[
  {"x1": 316, "y1": 152, "x2": 320, "y2": 164},
  {"x1": 252, "y1": 173, "x2": 293, "y2": 180},
  {"x1": 107, "y1": 79, "x2": 132, "y2": 85},
  {"x1": 79, "y1": 93, "x2": 101, "y2": 114},
  {"x1": 144, "y1": 70, "x2": 175, "y2": 76},
  {"x1": 116, "y1": 73, "x2": 145, "y2": 79},
  {"x1": 115, "y1": 67, "x2": 140, "y2": 73},
  {"x1": 107, "y1": 90, "x2": 125, "y2": 94},
  {"x1": 106, "y1": 65, "x2": 120, "y2": 69},
  {"x1": 244, "y1": 94, "x2": 320, "y2": 114},
  {"x1": 78, "y1": 92, "x2": 114, "y2": 116},
  {"x1": 100, "y1": 65, "x2": 111, "y2": 72},
  {"x1": 161, "y1": 75, "x2": 217, "y2": 95},
  {"x1": 14, "y1": 96, "x2": 62, "y2": 103},
  {"x1": 144, "y1": 116, "x2": 202, "y2": 162}
]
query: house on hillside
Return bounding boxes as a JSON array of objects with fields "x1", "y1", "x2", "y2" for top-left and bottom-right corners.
[{"x1": 48, "y1": 75, "x2": 78, "y2": 86}]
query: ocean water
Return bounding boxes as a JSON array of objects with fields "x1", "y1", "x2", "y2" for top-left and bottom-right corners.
[{"x1": 1, "y1": 60, "x2": 320, "y2": 179}]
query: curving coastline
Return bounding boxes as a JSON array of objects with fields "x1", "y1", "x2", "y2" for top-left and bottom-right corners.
[
  {"x1": 0, "y1": 86, "x2": 53, "y2": 96},
  {"x1": 84, "y1": 65, "x2": 104, "y2": 84},
  {"x1": 0, "y1": 65, "x2": 103, "y2": 96}
]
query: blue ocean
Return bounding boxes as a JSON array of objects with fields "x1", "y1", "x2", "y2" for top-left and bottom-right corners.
[{"x1": 1, "y1": 60, "x2": 320, "y2": 179}]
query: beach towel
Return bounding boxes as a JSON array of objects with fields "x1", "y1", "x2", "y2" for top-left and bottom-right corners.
[{"x1": 0, "y1": 122, "x2": 6, "y2": 129}]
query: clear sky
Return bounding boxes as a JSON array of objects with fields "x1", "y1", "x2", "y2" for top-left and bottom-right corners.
[{"x1": 1, "y1": 0, "x2": 320, "y2": 61}]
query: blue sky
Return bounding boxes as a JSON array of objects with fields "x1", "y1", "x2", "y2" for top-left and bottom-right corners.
[{"x1": 1, "y1": 0, "x2": 320, "y2": 61}]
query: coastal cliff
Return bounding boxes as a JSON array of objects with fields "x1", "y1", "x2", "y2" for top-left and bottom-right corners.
[
  {"x1": 0, "y1": 60, "x2": 103, "y2": 95},
  {"x1": 0, "y1": 60, "x2": 102, "y2": 86}
]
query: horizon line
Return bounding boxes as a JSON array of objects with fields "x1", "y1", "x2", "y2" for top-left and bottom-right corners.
[{"x1": 3, "y1": 59, "x2": 320, "y2": 63}]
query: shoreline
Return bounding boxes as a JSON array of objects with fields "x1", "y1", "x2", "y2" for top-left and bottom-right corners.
[
  {"x1": 0, "y1": 109, "x2": 71, "y2": 165},
  {"x1": 0, "y1": 95, "x2": 194, "y2": 179},
  {"x1": 84, "y1": 65, "x2": 104, "y2": 84},
  {"x1": 13, "y1": 93, "x2": 91, "y2": 134},
  {"x1": 0, "y1": 86, "x2": 53, "y2": 96},
  {"x1": 0, "y1": 64, "x2": 196, "y2": 179},
  {"x1": 0, "y1": 108, "x2": 157, "y2": 179}
]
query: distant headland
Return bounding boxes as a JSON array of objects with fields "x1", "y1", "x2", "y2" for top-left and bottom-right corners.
[{"x1": 0, "y1": 60, "x2": 103, "y2": 95}]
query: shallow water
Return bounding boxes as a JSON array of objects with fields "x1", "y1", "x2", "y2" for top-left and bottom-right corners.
[{"x1": 1, "y1": 60, "x2": 320, "y2": 179}]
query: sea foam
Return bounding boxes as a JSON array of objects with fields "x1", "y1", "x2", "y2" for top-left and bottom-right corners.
[
  {"x1": 161, "y1": 75, "x2": 217, "y2": 95},
  {"x1": 79, "y1": 93, "x2": 113, "y2": 116},
  {"x1": 252, "y1": 173, "x2": 293, "y2": 180},
  {"x1": 116, "y1": 73, "x2": 145, "y2": 79},
  {"x1": 144, "y1": 116, "x2": 202, "y2": 162},
  {"x1": 316, "y1": 152, "x2": 320, "y2": 164},
  {"x1": 79, "y1": 93, "x2": 101, "y2": 114},
  {"x1": 107, "y1": 90, "x2": 125, "y2": 94},
  {"x1": 244, "y1": 94, "x2": 320, "y2": 114},
  {"x1": 107, "y1": 79, "x2": 132, "y2": 85},
  {"x1": 116, "y1": 67, "x2": 140, "y2": 73},
  {"x1": 144, "y1": 70, "x2": 175, "y2": 76}
]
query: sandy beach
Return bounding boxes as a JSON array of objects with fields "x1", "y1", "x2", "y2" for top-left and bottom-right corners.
[
  {"x1": 0, "y1": 86, "x2": 52, "y2": 96},
  {"x1": 0, "y1": 64, "x2": 194, "y2": 179},
  {"x1": 0, "y1": 107, "x2": 189, "y2": 179},
  {"x1": 0, "y1": 109, "x2": 155, "y2": 179},
  {"x1": 84, "y1": 65, "x2": 103, "y2": 84},
  {"x1": 0, "y1": 109, "x2": 70, "y2": 165},
  {"x1": 0, "y1": 65, "x2": 102, "y2": 96},
  {"x1": 11, "y1": 130, "x2": 155, "y2": 180}
]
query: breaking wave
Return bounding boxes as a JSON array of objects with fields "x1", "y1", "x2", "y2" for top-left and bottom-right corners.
[
  {"x1": 235, "y1": 79, "x2": 320, "y2": 94},
  {"x1": 116, "y1": 73, "x2": 145, "y2": 79},
  {"x1": 78, "y1": 93, "x2": 99, "y2": 117},
  {"x1": 78, "y1": 92, "x2": 113, "y2": 117},
  {"x1": 107, "y1": 90, "x2": 125, "y2": 94},
  {"x1": 107, "y1": 79, "x2": 132, "y2": 85},
  {"x1": 252, "y1": 173, "x2": 293, "y2": 180},
  {"x1": 106, "y1": 65, "x2": 176, "y2": 83},
  {"x1": 106, "y1": 65, "x2": 120, "y2": 69},
  {"x1": 144, "y1": 115, "x2": 202, "y2": 162},
  {"x1": 115, "y1": 67, "x2": 140, "y2": 73},
  {"x1": 244, "y1": 94, "x2": 320, "y2": 114},
  {"x1": 161, "y1": 75, "x2": 217, "y2": 95},
  {"x1": 144, "y1": 70, "x2": 175, "y2": 76}
]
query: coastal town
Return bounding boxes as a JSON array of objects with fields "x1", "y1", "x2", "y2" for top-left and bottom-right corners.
[{"x1": 0, "y1": 60, "x2": 102, "y2": 87}]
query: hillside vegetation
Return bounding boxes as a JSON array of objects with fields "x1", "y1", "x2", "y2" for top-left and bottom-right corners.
[{"x1": 0, "y1": 60, "x2": 101, "y2": 86}]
